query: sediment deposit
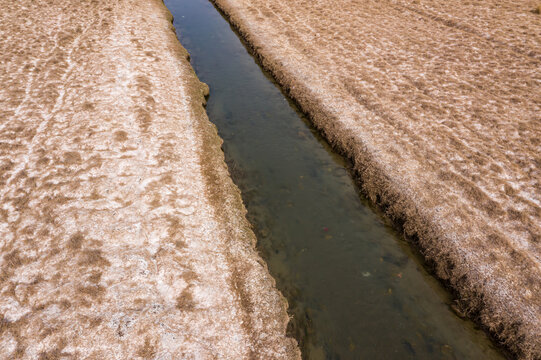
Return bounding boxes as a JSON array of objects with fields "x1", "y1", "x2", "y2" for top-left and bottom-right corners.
[
  {"x1": 0, "y1": 0, "x2": 299, "y2": 358},
  {"x1": 210, "y1": 0, "x2": 541, "y2": 357}
]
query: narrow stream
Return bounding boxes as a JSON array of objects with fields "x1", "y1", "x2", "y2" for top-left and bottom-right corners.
[{"x1": 164, "y1": 0, "x2": 504, "y2": 358}]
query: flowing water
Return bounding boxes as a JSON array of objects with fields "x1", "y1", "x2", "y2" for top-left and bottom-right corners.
[{"x1": 164, "y1": 0, "x2": 505, "y2": 358}]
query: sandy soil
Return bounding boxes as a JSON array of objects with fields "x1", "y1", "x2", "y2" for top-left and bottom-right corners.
[
  {"x1": 210, "y1": 0, "x2": 541, "y2": 358},
  {"x1": 0, "y1": 0, "x2": 299, "y2": 358}
]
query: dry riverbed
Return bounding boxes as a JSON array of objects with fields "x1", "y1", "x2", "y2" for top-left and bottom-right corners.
[
  {"x1": 0, "y1": 0, "x2": 299, "y2": 358},
  {"x1": 210, "y1": 0, "x2": 541, "y2": 358}
]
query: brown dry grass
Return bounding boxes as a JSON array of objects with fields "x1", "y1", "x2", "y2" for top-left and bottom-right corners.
[
  {"x1": 211, "y1": 0, "x2": 541, "y2": 358},
  {"x1": 136, "y1": 337, "x2": 157, "y2": 359}
]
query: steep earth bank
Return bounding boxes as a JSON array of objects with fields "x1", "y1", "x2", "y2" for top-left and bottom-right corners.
[
  {"x1": 0, "y1": 0, "x2": 299, "y2": 358},
  {"x1": 210, "y1": 0, "x2": 541, "y2": 358}
]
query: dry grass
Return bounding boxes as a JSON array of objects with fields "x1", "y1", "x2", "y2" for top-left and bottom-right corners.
[
  {"x1": 77, "y1": 249, "x2": 111, "y2": 268},
  {"x1": 68, "y1": 232, "x2": 84, "y2": 250},
  {"x1": 136, "y1": 337, "x2": 157, "y2": 359},
  {"x1": 175, "y1": 288, "x2": 195, "y2": 311}
]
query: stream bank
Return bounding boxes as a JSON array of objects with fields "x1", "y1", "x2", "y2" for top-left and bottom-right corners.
[{"x1": 165, "y1": 0, "x2": 507, "y2": 358}]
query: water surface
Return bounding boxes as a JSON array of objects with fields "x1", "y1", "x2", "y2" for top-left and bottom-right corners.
[{"x1": 164, "y1": 0, "x2": 505, "y2": 358}]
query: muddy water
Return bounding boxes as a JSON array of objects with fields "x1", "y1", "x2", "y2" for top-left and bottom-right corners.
[{"x1": 164, "y1": 0, "x2": 504, "y2": 358}]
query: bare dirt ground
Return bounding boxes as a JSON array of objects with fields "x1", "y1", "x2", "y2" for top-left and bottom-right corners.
[
  {"x1": 210, "y1": 0, "x2": 541, "y2": 358},
  {"x1": 0, "y1": 0, "x2": 299, "y2": 358}
]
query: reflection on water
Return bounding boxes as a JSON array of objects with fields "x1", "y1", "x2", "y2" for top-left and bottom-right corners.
[{"x1": 164, "y1": 0, "x2": 505, "y2": 358}]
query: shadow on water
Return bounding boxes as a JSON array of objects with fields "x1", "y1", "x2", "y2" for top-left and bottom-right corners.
[{"x1": 164, "y1": 0, "x2": 506, "y2": 358}]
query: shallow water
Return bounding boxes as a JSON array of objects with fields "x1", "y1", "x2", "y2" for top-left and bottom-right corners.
[{"x1": 164, "y1": 0, "x2": 505, "y2": 358}]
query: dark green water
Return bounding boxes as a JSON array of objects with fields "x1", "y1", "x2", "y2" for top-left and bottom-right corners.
[{"x1": 164, "y1": 0, "x2": 504, "y2": 358}]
